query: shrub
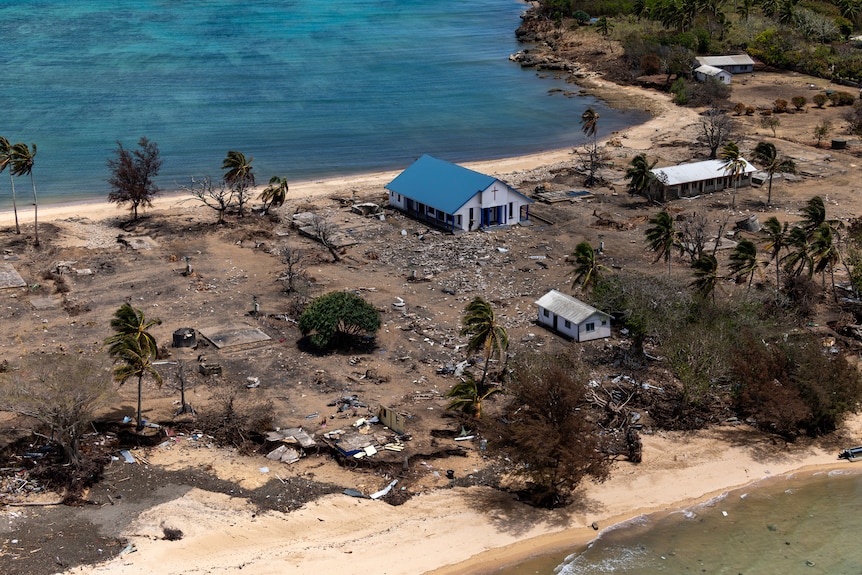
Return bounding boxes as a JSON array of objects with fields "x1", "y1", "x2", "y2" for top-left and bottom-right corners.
[
  {"x1": 813, "y1": 93, "x2": 828, "y2": 108},
  {"x1": 197, "y1": 386, "x2": 274, "y2": 452},
  {"x1": 773, "y1": 98, "x2": 789, "y2": 113},
  {"x1": 830, "y1": 91, "x2": 856, "y2": 106},
  {"x1": 733, "y1": 102, "x2": 746, "y2": 115},
  {"x1": 640, "y1": 53, "x2": 661, "y2": 75},
  {"x1": 298, "y1": 291, "x2": 381, "y2": 350},
  {"x1": 791, "y1": 95, "x2": 807, "y2": 111},
  {"x1": 573, "y1": 9, "x2": 590, "y2": 24},
  {"x1": 845, "y1": 100, "x2": 862, "y2": 135},
  {"x1": 733, "y1": 333, "x2": 862, "y2": 438},
  {"x1": 670, "y1": 77, "x2": 688, "y2": 105}
]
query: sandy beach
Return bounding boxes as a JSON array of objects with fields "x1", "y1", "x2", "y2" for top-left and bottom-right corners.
[{"x1": 56, "y1": 418, "x2": 862, "y2": 575}]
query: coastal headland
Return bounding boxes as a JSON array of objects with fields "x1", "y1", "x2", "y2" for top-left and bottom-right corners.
[{"x1": 3, "y1": 16, "x2": 862, "y2": 575}]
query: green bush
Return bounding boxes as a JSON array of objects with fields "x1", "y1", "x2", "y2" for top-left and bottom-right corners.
[
  {"x1": 298, "y1": 291, "x2": 381, "y2": 350},
  {"x1": 671, "y1": 77, "x2": 688, "y2": 104}
]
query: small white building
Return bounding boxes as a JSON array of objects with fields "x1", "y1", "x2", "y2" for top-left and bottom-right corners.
[
  {"x1": 385, "y1": 154, "x2": 533, "y2": 232},
  {"x1": 535, "y1": 290, "x2": 611, "y2": 342},
  {"x1": 695, "y1": 54, "x2": 755, "y2": 74},
  {"x1": 651, "y1": 158, "x2": 758, "y2": 199},
  {"x1": 695, "y1": 64, "x2": 732, "y2": 85}
]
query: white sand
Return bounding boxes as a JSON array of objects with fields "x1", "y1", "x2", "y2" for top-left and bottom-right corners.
[{"x1": 61, "y1": 418, "x2": 862, "y2": 575}]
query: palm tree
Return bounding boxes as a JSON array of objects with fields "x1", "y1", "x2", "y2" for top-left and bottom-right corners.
[
  {"x1": 259, "y1": 175, "x2": 288, "y2": 213},
  {"x1": 580, "y1": 107, "x2": 602, "y2": 186},
  {"x1": 460, "y1": 297, "x2": 508, "y2": 385},
  {"x1": 799, "y1": 195, "x2": 827, "y2": 237},
  {"x1": 719, "y1": 141, "x2": 746, "y2": 210},
  {"x1": 782, "y1": 225, "x2": 814, "y2": 278},
  {"x1": 728, "y1": 239, "x2": 762, "y2": 289},
  {"x1": 645, "y1": 210, "x2": 681, "y2": 274},
  {"x1": 751, "y1": 142, "x2": 796, "y2": 206},
  {"x1": 110, "y1": 335, "x2": 163, "y2": 432},
  {"x1": 9, "y1": 142, "x2": 39, "y2": 245},
  {"x1": 222, "y1": 150, "x2": 255, "y2": 217},
  {"x1": 595, "y1": 16, "x2": 614, "y2": 50},
  {"x1": 445, "y1": 372, "x2": 502, "y2": 419},
  {"x1": 105, "y1": 302, "x2": 162, "y2": 354},
  {"x1": 762, "y1": 216, "x2": 790, "y2": 292},
  {"x1": 625, "y1": 153, "x2": 658, "y2": 203},
  {"x1": 570, "y1": 241, "x2": 609, "y2": 292},
  {"x1": 105, "y1": 303, "x2": 162, "y2": 432},
  {"x1": 691, "y1": 253, "x2": 720, "y2": 301},
  {"x1": 0, "y1": 136, "x2": 20, "y2": 234},
  {"x1": 810, "y1": 221, "x2": 841, "y2": 299},
  {"x1": 580, "y1": 107, "x2": 599, "y2": 140}
]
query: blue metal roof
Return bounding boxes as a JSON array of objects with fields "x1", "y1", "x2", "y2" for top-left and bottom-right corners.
[{"x1": 385, "y1": 154, "x2": 499, "y2": 214}]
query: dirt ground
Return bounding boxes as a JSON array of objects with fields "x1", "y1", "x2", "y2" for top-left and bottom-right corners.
[{"x1": 2, "y1": 61, "x2": 862, "y2": 574}]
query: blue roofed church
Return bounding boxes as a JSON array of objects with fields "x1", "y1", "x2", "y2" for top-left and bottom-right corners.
[{"x1": 385, "y1": 154, "x2": 534, "y2": 232}]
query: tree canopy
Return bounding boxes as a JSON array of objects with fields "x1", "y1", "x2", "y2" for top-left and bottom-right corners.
[
  {"x1": 483, "y1": 353, "x2": 611, "y2": 507},
  {"x1": 107, "y1": 137, "x2": 163, "y2": 221},
  {"x1": 298, "y1": 291, "x2": 381, "y2": 350}
]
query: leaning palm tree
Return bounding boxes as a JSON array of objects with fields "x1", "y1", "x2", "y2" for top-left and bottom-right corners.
[
  {"x1": 110, "y1": 335, "x2": 163, "y2": 432},
  {"x1": 0, "y1": 136, "x2": 20, "y2": 234},
  {"x1": 105, "y1": 302, "x2": 162, "y2": 355},
  {"x1": 625, "y1": 153, "x2": 658, "y2": 203},
  {"x1": 810, "y1": 221, "x2": 841, "y2": 299},
  {"x1": 691, "y1": 253, "x2": 720, "y2": 302},
  {"x1": 751, "y1": 142, "x2": 796, "y2": 206},
  {"x1": 9, "y1": 142, "x2": 38, "y2": 245},
  {"x1": 445, "y1": 372, "x2": 502, "y2": 419},
  {"x1": 799, "y1": 195, "x2": 829, "y2": 237},
  {"x1": 259, "y1": 175, "x2": 288, "y2": 214},
  {"x1": 645, "y1": 210, "x2": 682, "y2": 274},
  {"x1": 222, "y1": 150, "x2": 255, "y2": 217},
  {"x1": 762, "y1": 216, "x2": 790, "y2": 293},
  {"x1": 570, "y1": 241, "x2": 609, "y2": 292},
  {"x1": 719, "y1": 141, "x2": 746, "y2": 210},
  {"x1": 460, "y1": 297, "x2": 508, "y2": 385},
  {"x1": 782, "y1": 225, "x2": 814, "y2": 279},
  {"x1": 728, "y1": 238, "x2": 762, "y2": 289}
]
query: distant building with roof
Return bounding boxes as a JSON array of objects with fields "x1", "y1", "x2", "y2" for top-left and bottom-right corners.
[
  {"x1": 694, "y1": 64, "x2": 732, "y2": 85},
  {"x1": 535, "y1": 290, "x2": 611, "y2": 341},
  {"x1": 385, "y1": 154, "x2": 533, "y2": 232},
  {"x1": 651, "y1": 158, "x2": 759, "y2": 199},
  {"x1": 695, "y1": 54, "x2": 755, "y2": 74}
]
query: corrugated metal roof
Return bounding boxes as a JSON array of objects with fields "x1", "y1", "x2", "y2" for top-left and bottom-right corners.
[
  {"x1": 535, "y1": 290, "x2": 608, "y2": 324},
  {"x1": 696, "y1": 54, "x2": 755, "y2": 67},
  {"x1": 651, "y1": 158, "x2": 758, "y2": 187},
  {"x1": 695, "y1": 65, "x2": 728, "y2": 77},
  {"x1": 385, "y1": 154, "x2": 498, "y2": 214}
]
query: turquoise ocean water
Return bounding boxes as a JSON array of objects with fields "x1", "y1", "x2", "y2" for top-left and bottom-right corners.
[
  {"x1": 0, "y1": 0, "x2": 646, "y2": 208},
  {"x1": 496, "y1": 469, "x2": 862, "y2": 575}
]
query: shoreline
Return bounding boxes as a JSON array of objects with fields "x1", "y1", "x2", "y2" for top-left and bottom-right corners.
[
  {"x1": 58, "y1": 417, "x2": 862, "y2": 575},
  {"x1": 430, "y1": 462, "x2": 862, "y2": 575}
]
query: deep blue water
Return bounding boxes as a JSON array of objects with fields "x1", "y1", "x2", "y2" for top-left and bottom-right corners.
[
  {"x1": 0, "y1": 0, "x2": 646, "y2": 207},
  {"x1": 496, "y1": 469, "x2": 862, "y2": 575}
]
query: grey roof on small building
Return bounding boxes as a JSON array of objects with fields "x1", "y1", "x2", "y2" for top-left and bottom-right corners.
[
  {"x1": 695, "y1": 64, "x2": 729, "y2": 77},
  {"x1": 696, "y1": 54, "x2": 755, "y2": 67},
  {"x1": 652, "y1": 158, "x2": 758, "y2": 187},
  {"x1": 535, "y1": 290, "x2": 609, "y2": 324}
]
